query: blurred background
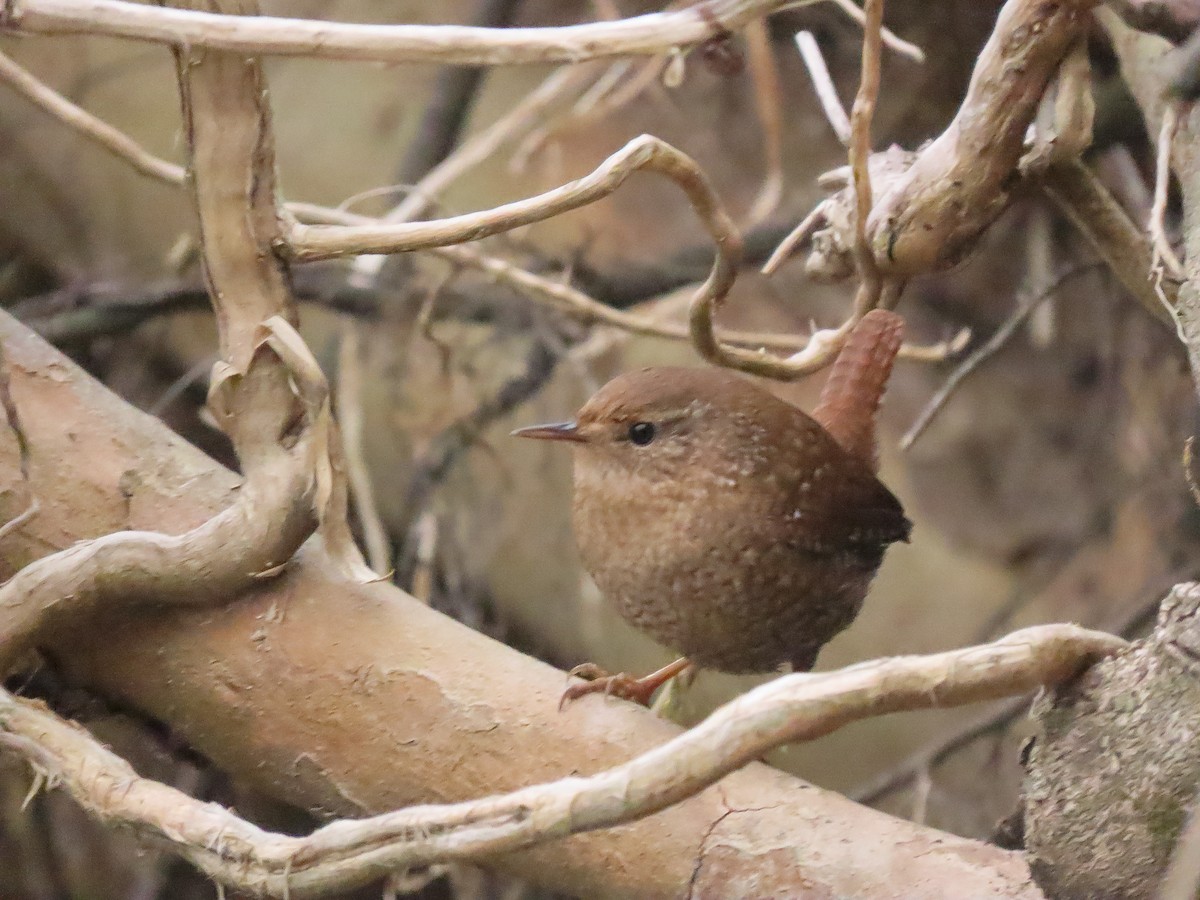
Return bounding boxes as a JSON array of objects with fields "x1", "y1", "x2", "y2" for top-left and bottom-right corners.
[{"x1": 1, "y1": 1, "x2": 1196, "y2": 896}]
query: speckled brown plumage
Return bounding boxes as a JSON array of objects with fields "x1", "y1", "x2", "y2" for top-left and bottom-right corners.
[{"x1": 515, "y1": 309, "x2": 911, "y2": 700}]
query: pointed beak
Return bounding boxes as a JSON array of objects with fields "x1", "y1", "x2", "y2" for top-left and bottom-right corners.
[{"x1": 511, "y1": 421, "x2": 586, "y2": 443}]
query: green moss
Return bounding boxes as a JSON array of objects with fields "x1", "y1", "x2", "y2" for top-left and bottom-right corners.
[
  {"x1": 1038, "y1": 704, "x2": 1078, "y2": 741},
  {"x1": 1136, "y1": 793, "x2": 1187, "y2": 859}
]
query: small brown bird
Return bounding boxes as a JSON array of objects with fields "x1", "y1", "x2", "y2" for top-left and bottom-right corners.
[{"x1": 514, "y1": 309, "x2": 911, "y2": 707}]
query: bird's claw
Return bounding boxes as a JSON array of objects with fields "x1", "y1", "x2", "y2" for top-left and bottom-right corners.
[{"x1": 559, "y1": 665, "x2": 659, "y2": 710}]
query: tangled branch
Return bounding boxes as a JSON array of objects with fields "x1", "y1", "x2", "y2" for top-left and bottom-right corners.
[{"x1": 0, "y1": 625, "x2": 1123, "y2": 897}]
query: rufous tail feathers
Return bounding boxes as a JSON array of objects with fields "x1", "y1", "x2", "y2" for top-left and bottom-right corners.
[{"x1": 811, "y1": 309, "x2": 904, "y2": 472}]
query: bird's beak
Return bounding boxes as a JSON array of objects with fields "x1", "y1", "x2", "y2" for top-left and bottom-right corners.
[{"x1": 511, "y1": 421, "x2": 586, "y2": 443}]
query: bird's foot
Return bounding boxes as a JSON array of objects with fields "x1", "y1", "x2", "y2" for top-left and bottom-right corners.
[{"x1": 559, "y1": 658, "x2": 692, "y2": 710}]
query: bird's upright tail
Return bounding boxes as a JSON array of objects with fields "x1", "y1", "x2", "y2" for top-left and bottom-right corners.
[{"x1": 812, "y1": 309, "x2": 904, "y2": 473}]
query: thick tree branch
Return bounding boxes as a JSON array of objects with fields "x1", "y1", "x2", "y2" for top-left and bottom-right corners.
[{"x1": 1, "y1": 622, "x2": 1120, "y2": 897}]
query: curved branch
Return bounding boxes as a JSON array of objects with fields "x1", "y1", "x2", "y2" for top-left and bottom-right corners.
[
  {"x1": 0, "y1": 335, "x2": 320, "y2": 672},
  {"x1": 0, "y1": 624, "x2": 1120, "y2": 897},
  {"x1": 285, "y1": 136, "x2": 737, "y2": 261},
  {"x1": 291, "y1": 135, "x2": 865, "y2": 379}
]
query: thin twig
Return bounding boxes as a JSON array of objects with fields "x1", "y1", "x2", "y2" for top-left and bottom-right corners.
[
  {"x1": 898, "y1": 327, "x2": 971, "y2": 362},
  {"x1": 288, "y1": 136, "x2": 732, "y2": 260},
  {"x1": 0, "y1": 499, "x2": 41, "y2": 546},
  {"x1": 824, "y1": 0, "x2": 924, "y2": 62},
  {"x1": 356, "y1": 63, "x2": 598, "y2": 245},
  {"x1": 909, "y1": 767, "x2": 932, "y2": 825},
  {"x1": 900, "y1": 263, "x2": 1102, "y2": 451},
  {"x1": 337, "y1": 322, "x2": 391, "y2": 576},
  {"x1": 760, "y1": 205, "x2": 825, "y2": 275},
  {"x1": 394, "y1": 336, "x2": 559, "y2": 587},
  {"x1": 511, "y1": 57, "x2": 664, "y2": 171},
  {"x1": 850, "y1": 696, "x2": 1029, "y2": 805},
  {"x1": 795, "y1": 30, "x2": 850, "y2": 144},
  {"x1": 0, "y1": 624, "x2": 1124, "y2": 898},
  {"x1": 148, "y1": 354, "x2": 216, "y2": 417},
  {"x1": 1150, "y1": 101, "x2": 1185, "y2": 279},
  {"x1": 847, "y1": 0, "x2": 885, "y2": 315},
  {"x1": 408, "y1": 510, "x2": 439, "y2": 605},
  {"x1": 395, "y1": 0, "x2": 525, "y2": 185},
  {"x1": 431, "y1": 243, "x2": 955, "y2": 360},
  {"x1": 744, "y1": 19, "x2": 784, "y2": 224},
  {"x1": 349, "y1": 63, "x2": 599, "y2": 288},
  {"x1": 0, "y1": 50, "x2": 185, "y2": 186},
  {"x1": 508, "y1": 0, "x2": 661, "y2": 171}
]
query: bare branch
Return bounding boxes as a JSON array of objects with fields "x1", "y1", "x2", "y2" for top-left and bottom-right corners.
[
  {"x1": 349, "y1": 63, "x2": 602, "y2": 286},
  {"x1": 8, "y1": 0, "x2": 793, "y2": 66},
  {"x1": 848, "y1": 0, "x2": 885, "y2": 315},
  {"x1": 288, "y1": 136, "x2": 732, "y2": 260},
  {"x1": 173, "y1": 0, "x2": 371, "y2": 581},
  {"x1": 0, "y1": 49, "x2": 185, "y2": 187},
  {"x1": 293, "y1": 135, "x2": 863, "y2": 379},
  {"x1": 795, "y1": 30, "x2": 850, "y2": 144},
  {"x1": 1151, "y1": 100, "x2": 1186, "y2": 278},
  {"x1": 825, "y1": 0, "x2": 925, "y2": 62},
  {"x1": 851, "y1": 696, "x2": 1029, "y2": 805},
  {"x1": 0, "y1": 624, "x2": 1122, "y2": 897},
  {"x1": 1036, "y1": 159, "x2": 1177, "y2": 326},
  {"x1": 337, "y1": 323, "x2": 391, "y2": 576},
  {"x1": 900, "y1": 263, "x2": 1101, "y2": 451},
  {"x1": 874, "y1": 0, "x2": 1095, "y2": 275},
  {"x1": 430, "y1": 242, "x2": 953, "y2": 361},
  {"x1": 0, "y1": 60, "x2": 945, "y2": 373},
  {"x1": 744, "y1": 18, "x2": 784, "y2": 224}
]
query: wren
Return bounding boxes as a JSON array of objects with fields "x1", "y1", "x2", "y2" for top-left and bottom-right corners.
[{"x1": 514, "y1": 309, "x2": 911, "y2": 707}]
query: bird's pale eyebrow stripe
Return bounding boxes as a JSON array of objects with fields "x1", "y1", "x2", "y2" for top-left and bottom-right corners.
[{"x1": 608, "y1": 406, "x2": 694, "y2": 423}]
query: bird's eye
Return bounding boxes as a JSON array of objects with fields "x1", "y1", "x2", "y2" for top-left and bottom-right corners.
[{"x1": 628, "y1": 421, "x2": 656, "y2": 446}]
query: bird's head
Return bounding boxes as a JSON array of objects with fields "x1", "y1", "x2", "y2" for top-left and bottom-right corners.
[{"x1": 512, "y1": 367, "x2": 789, "y2": 486}]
